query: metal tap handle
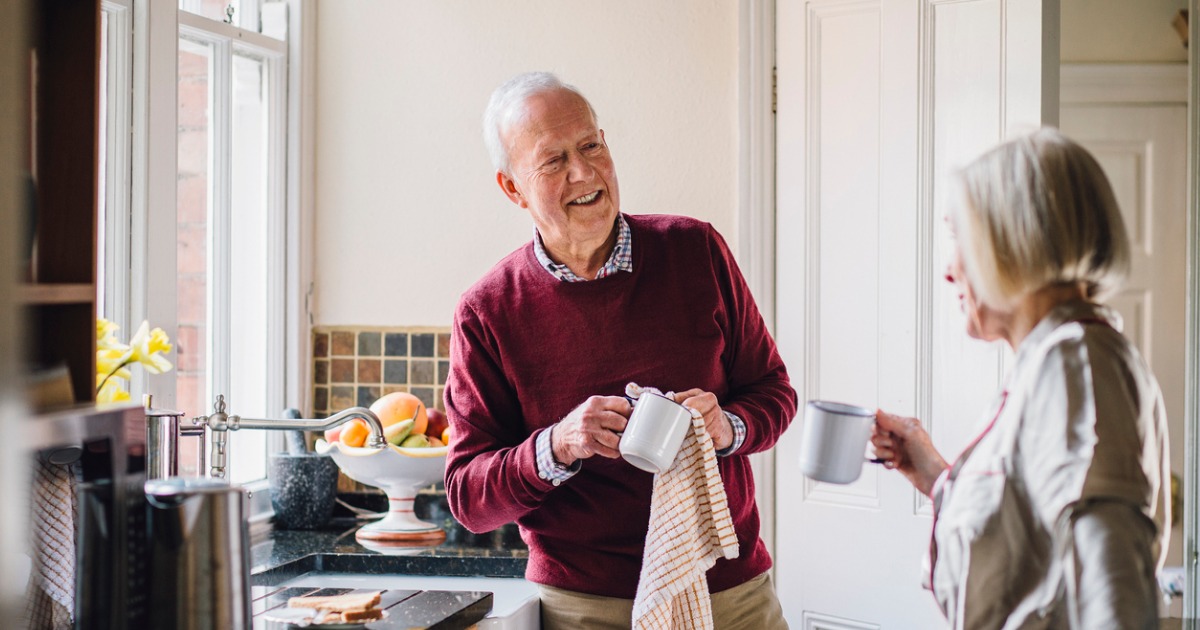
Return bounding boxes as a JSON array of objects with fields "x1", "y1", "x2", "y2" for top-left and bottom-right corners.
[
  {"x1": 193, "y1": 394, "x2": 240, "y2": 431},
  {"x1": 210, "y1": 431, "x2": 228, "y2": 479},
  {"x1": 193, "y1": 394, "x2": 238, "y2": 478}
]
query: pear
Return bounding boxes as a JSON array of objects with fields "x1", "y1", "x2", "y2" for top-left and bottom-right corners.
[
  {"x1": 384, "y1": 419, "x2": 414, "y2": 446},
  {"x1": 400, "y1": 433, "x2": 429, "y2": 448}
]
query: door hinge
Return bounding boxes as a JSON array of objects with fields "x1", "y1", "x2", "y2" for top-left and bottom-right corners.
[
  {"x1": 772, "y1": 66, "x2": 778, "y2": 114},
  {"x1": 305, "y1": 281, "x2": 314, "y2": 326}
]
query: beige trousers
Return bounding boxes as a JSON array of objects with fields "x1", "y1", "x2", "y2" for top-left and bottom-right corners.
[{"x1": 539, "y1": 572, "x2": 788, "y2": 630}]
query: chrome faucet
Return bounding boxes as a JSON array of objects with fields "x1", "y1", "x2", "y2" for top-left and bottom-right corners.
[{"x1": 192, "y1": 394, "x2": 387, "y2": 479}]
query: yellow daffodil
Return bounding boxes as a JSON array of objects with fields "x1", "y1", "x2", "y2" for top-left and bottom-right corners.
[
  {"x1": 96, "y1": 374, "x2": 131, "y2": 403},
  {"x1": 97, "y1": 318, "x2": 122, "y2": 349},
  {"x1": 127, "y1": 321, "x2": 174, "y2": 374},
  {"x1": 95, "y1": 318, "x2": 173, "y2": 400},
  {"x1": 96, "y1": 348, "x2": 133, "y2": 381}
]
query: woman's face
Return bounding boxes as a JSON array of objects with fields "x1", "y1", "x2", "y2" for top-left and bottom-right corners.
[{"x1": 945, "y1": 236, "x2": 1005, "y2": 342}]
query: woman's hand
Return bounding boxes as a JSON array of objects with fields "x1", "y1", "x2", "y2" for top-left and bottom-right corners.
[
  {"x1": 871, "y1": 410, "x2": 949, "y2": 498},
  {"x1": 672, "y1": 389, "x2": 734, "y2": 451},
  {"x1": 551, "y1": 395, "x2": 633, "y2": 466}
]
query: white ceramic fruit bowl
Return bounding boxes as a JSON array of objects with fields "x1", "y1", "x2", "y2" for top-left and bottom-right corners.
[{"x1": 315, "y1": 439, "x2": 449, "y2": 544}]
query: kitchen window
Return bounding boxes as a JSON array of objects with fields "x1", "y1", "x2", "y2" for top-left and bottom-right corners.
[
  {"x1": 99, "y1": 1, "x2": 291, "y2": 489},
  {"x1": 175, "y1": 7, "x2": 287, "y2": 484}
]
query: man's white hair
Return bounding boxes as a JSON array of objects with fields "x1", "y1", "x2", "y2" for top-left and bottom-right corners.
[{"x1": 482, "y1": 72, "x2": 597, "y2": 175}]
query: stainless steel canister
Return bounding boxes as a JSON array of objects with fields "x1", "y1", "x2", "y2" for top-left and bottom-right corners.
[
  {"x1": 145, "y1": 477, "x2": 251, "y2": 629},
  {"x1": 145, "y1": 394, "x2": 207, "y2": 478}
]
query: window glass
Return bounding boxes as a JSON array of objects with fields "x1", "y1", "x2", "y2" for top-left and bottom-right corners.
[
  {"x1": 175, "y1": 29, "x2": 283, "y2": 483},
  {"x1": 176, "y1": 36, "x2": 212, "y2": 476},
  {"x1": 227, "y1": 51, "x2": 270, "y2": 483}
]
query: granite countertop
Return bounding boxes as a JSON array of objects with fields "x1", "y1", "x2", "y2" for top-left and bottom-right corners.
[{"x1": 250, "y1": 490, "x2": 529, "y2": 586}]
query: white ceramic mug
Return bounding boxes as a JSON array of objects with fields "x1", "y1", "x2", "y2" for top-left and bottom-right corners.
[
  {"x1": 798, "y1": 400, "x2": 876, "y2": 484},
  {"x1": 619, "y1": 392, "x2": 693, "y2": 474}
]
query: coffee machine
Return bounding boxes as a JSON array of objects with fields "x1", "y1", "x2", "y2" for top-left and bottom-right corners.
[{"x1": 26, "y1": 403, "x2": 149, "y2": 628}]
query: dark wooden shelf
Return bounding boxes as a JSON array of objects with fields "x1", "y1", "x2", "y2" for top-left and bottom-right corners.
[
  {"x1": 22, "y1": 0, "x2": 100, "y2": 404},
  {"x1": 18, "y1": 283, "x2": 95, "y2": 305}
]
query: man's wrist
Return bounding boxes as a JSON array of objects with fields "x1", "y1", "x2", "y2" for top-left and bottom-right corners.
[
  {"x1": 536, "y1": 425, "x2": 581, "y2": 486},
  {"x1": 549, "y1": 428, "x2": 576, "y2": 468},
  {"x1": 716, "y1": 410, "x2": 746, "y2": 456}
]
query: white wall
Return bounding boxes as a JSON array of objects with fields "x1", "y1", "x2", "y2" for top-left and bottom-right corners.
[
  {"x1": 312, "y1": 0, "x2": 1189, "y2": 329},
  {"x1": 1062, "y1": 0, "x2": 1188, "y2": 63},
  {"x1": 313, "y1": 1, "x2": 740, "y2": 327}
]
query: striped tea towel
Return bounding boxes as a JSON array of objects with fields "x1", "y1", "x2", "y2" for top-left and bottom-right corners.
[
  {"x1": 631, "y1": 394, "x2": 740, "y2": 629},
  {"x1": 22, "y1": 457, "x2": 77, "y2": 629}
]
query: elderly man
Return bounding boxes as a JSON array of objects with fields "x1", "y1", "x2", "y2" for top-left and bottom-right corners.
[{"x1": 444, "y1": 72, "x2": 796, "y2": 629}]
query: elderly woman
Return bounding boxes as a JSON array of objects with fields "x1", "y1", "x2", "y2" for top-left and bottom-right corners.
[{"x1": 871, "y1": 128, "x2": 1170, "y2": 628}]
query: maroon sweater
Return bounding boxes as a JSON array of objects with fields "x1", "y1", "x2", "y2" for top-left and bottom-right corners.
[{"x1": 444, "y1": 214, "x2": 796, "y2": 598}]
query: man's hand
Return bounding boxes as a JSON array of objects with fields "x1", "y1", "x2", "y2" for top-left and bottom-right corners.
[
  {"x1": 672, "y1": 389, "x2": 733, "y2": 451},
  {"x1": 551, "y1": 395, "x2": 633, "y2": 466}
]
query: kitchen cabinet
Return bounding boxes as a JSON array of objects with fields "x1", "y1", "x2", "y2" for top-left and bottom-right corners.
[{"x1": 20, "y1": 0, "x2": 101, "y2": 404}]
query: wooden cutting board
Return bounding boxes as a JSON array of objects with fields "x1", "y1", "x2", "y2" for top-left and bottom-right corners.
[
  {"x1": 366, "y1": 589, "x2": 492, "y2": 629},
  {"x1": 252, "y1": 586, "x2": 493, "y2": 630}
]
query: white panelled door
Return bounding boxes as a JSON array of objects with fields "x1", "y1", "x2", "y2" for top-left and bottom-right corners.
[
  {"x1": 774, "y1": 0, "x2": 1059, "y2": 627},
  {"x1": 1060, "y1": 67, "x2": 1188, "y2": 577}
]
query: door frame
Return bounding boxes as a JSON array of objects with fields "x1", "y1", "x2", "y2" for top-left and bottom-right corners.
[
  {"x1": 1186, "y1": 0, "x2": 1200, "y2": 623},
  {"x1": 1061, "y1": 60, "x2": 1189, "y2": 619},
  {"x1": 737, "y1": 0, "x2": 780, "y2": 563}
]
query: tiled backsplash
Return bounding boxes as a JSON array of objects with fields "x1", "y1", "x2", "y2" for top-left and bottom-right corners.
[{"x1": 311, "y1": 327, "x2": 452, "y2": 418}]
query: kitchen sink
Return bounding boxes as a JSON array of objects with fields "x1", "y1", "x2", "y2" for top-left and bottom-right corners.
[{"x1": 252, "y1": 567, "x2": 540, "y2": 629}]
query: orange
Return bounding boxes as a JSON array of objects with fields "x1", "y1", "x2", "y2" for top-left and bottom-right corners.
[
  {"x1": 441, "y1": 425, "x2": 452, "y2": 446},
  {"x1": 370, "y1": 392, "x2": 428, "y2": 437},
  {"x1": 339, "y1": 419, "x2": 369, "y2": 448}
]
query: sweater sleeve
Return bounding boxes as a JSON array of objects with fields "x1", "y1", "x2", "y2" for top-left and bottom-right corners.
[
  {"x1": 705, "y1": 226, "x2": 798, "y2": 454},
  {"x1": 443, "y1": 296, "x2": 561, "y2": 534}
]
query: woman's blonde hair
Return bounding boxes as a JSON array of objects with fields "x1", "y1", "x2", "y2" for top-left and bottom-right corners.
[{"x1": 950, "y1": 127, "x2": 1130, "y2": 308}]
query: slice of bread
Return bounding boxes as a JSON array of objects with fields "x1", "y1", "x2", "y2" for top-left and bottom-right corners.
[
  {"x1": 287, "y1": 591, "x2": 382, "y2": 612},
  {"x1": 338, "y1": 608, "x2": 384, "y2": 622}
]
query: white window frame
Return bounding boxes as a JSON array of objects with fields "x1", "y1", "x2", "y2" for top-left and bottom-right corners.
[
  {"x1": 100, "y1": 0, "x2": 133, "y2": 340},
  {"x1": 179, "y1": 0, "x2": 262, "y2": 32},
  {"x1": 119, "y1": 0, "x2": 297, "y2": 517},
  {"x1": 176, "y1": 10, "x2": 288, "y2": 487}
]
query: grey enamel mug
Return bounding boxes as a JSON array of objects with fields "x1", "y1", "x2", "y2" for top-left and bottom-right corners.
[{"x1": 799, "y1": 400, "x2": 876, "y2": 484}]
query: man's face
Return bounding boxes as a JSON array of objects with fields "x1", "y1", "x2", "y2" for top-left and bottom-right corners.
[{"x1": 497, "y1": 89, "x2": 621, "y2": 251}]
